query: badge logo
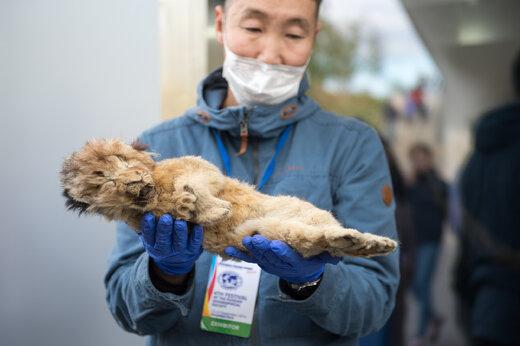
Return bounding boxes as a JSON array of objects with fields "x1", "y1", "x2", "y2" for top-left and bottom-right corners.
[
  {"x1": 218, "y1": 271, "x2": 243, "y2": 290},
  {"x1": 381, "y1": 185, "x2": 393, "y2": 207}
]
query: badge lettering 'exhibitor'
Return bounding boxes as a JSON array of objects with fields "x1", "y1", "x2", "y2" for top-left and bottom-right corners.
[{"x1": 201, "y1": 255, "x2": 261, "y2": 338}]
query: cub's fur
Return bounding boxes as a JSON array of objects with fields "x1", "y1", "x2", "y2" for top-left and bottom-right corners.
[{"x1": 60, "y1": 139, "x2": 397, "y2": 258}]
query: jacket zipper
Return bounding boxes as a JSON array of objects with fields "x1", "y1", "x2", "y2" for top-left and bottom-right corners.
[
  {"x1": 252, "y1": 137, "x2": 260, "y2": 186},
  {"x1": 237, "y1": 111, "x2": 249, "y2": 156}
]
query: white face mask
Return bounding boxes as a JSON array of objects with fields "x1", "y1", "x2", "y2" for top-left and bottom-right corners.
[{"x1": 222, "y1": 44, "x2": 310, "y2": 107}]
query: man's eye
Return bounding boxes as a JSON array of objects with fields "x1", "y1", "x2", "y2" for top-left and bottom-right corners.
[
  {"x1": 286, "y1": 34, "x2": 304, "y2": 40},
  {"x1": 245, "y1": 27, "x2": 262, "y2": 33}
]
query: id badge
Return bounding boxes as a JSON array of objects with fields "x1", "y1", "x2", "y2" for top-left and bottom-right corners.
[{"x1": 200, "y1": 255, "x2": 261, "y2": 338}]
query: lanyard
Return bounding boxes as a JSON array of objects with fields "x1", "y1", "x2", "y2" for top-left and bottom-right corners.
[{"x1": 211, "y1": 125, "x2": 293, "y2": 191}]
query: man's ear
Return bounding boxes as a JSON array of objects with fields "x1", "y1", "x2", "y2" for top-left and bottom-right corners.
[
  {"x1": 215, "y1": 5, "x2": 224, "y2": 45},
  {"x1": 315, "y1": 20, "x2": 322, "y2": 38},
  {"x1": 310, "y1": 21, "x2": 321, "y2": 50}
]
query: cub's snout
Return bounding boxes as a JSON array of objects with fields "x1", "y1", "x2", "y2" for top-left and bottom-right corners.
[{"x1": 134, "y1": 183, "x2": 156, "y2": 206}]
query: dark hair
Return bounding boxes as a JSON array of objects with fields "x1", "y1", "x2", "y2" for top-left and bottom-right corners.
[
  {"x1": 514, "y1": 48, "x2": 520, "y2": 98},
  {"x1": 219, "y1": 0, "x2": 323, "y2": 14},
  {"x1": 408, "y1": 142, "x2": 433, "y2": 158}
]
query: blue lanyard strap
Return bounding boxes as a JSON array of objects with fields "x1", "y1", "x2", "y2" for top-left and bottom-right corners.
[
  {"x1": 257, "y1": 125, "x2": 292, "y2": 190},
  {"x1": 211, "y1": 125, "x2": 293, "y2": 191},
  {"x1": 211, "y1": 128, "x2": 232, "y2": 177}
]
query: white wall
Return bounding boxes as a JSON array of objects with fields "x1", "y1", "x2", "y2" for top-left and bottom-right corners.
[
  {"x1": 159, "y1": 0, "x2": 208, "y2": 119},
  {"x1": 438, "y1": 41, "x2": 519, "y2": 179},
  {"x1": 0, "y1": 1, "x2": 161, "y2": 345}
]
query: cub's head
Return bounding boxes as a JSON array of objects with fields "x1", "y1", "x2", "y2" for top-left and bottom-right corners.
[{"x1": 60, "y1": 139, "x2": 158, "y2": 218}]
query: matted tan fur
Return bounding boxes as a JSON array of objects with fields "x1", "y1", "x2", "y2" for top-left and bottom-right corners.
[{"x1": 60, "y1": 139, "x2": 397, "y2": 258}]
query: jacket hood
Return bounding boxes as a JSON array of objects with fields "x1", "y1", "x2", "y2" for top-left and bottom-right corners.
[
  {"x1": 187, "y1": 67, "x2": 320, "y2": 138},
  {"x1": 475, "y1": 102, "x2": 520, "y2": 153}
]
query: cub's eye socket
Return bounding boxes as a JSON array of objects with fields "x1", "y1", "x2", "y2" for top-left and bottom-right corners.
[
  {"x1": 93, "y1": 171, "x2": 104, "y2": 177},
  {"x1": 112, "y1": 155, "x2": 129, "y2": 167}
]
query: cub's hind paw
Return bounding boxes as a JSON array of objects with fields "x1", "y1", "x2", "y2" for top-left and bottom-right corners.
[
  {"x1": 196, "y1": 199, "x2": 232, "y2": 225},
  {"x1": 346, "y1": 233, "x2": 397, "y2": 257},
  {"x1": 326, "y1": 228, "x2": 397, "y2": 257}
]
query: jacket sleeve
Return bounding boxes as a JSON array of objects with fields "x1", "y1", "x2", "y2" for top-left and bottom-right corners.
[
  {"x1": 104, "y1": 221, "x2": 197, "y2": 335},
  {"x1": 276, "y1": 126, "x2": 400, "y2": 338}
]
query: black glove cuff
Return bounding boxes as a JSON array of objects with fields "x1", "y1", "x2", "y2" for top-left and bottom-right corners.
[
  {"x1": 279, "y1": 275, "x2": 322, "y2": 300},
  {"x1": 149, "y1": 261, "x2": 195, "y2": 295}
]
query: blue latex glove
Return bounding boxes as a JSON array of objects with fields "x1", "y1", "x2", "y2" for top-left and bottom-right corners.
[
  {"x1": 225, "y1": 235, "x2": 341, "y2": 284},
  {"x1": 139, "y1": 213, "x2": 203, "y2": 276}
]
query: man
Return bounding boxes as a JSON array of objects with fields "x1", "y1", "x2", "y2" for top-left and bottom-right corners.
[
  {"x1": 407, "y1": 143, "x2": 446, "y2": 345},
  {"x1": 455, "y1": 49, "x2": 520, "y2": 346},
  {"x1": 105, "y1": 1, "x2": 399, "y2": 344}
]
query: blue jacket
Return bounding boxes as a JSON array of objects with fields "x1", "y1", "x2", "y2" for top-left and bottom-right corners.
[{"x1": 105, "y1": 68, "x2": 399, "y2": 345}]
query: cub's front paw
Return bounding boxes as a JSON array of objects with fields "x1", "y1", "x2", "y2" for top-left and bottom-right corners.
[{"x1": 174, "y1": 191, "x2": 197, "y2": 221}]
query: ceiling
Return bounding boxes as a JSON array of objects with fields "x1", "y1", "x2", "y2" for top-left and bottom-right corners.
[
  {"x1": 402, "y1": 0, "x2": 520, "y2": 47},
  {"x1": 400, "y1": 0, "x2": 520, "y2": 123}
]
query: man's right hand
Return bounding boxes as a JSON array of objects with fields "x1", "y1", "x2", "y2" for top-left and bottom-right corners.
[{"x1": 140, "y1": 213, "x2": 204, "y2": 278}]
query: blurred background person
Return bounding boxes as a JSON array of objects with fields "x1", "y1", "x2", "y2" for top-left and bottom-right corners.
[
  {"x1": 408, "y1": 143, "x2": 448, "y2": 346},
  {"x1": 454, "y1": 49, "x2": 520, "y2": 346},
  {"x1": 411, "y1": 79, "x2": 428, "y2": 121},
  {"x1": 360, "y1": 136, "x2": 416, "y2": 346},
  {"x1": 384, "y1": 138, "x2": 417, "y2": 346},
  {"x1": 382, "y1": 100, "x2": 399, "y2": 144},
  {"x1": 404, "y1": 94, "x2": 418, "y2": 122}
]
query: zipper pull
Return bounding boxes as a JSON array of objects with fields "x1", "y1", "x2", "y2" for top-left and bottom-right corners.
[{"x1": 237, "y1": 113, "x2": 249, "y2": 156}]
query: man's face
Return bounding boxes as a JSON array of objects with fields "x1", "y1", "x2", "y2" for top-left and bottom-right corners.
[
  {"x1": 215, "y1": 0, "x2": 319, "y2": 67},
  {"x1": 410, "y1": 150, "x2": 433, "y2": 174}
]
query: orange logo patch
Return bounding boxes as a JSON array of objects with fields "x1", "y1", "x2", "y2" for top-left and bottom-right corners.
[{"x1": 381, "y1": 185, "x2": 393, "y2": 206}]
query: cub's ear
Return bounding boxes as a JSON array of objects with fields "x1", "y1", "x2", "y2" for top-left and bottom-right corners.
[
  {"x1": 130, "y1": 139, "x2": 149, "y2": 151},
  {"x1": 62, "y1": 189, "x2": 90, "y2": 216}
]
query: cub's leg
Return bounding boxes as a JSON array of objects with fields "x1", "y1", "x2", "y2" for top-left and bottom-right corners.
[
  {"x1": 234, "y1": 217, "x2": 329, "y2": 258},
  {"x1": 173, "y1": 172, "x2": 231, "y2": 225},
  {"x1": 234, "y1": 217, "x2": 397, "y2": 258},
  {"x1": 279, "y1": 203, "x2": 398, "y2": 257}
]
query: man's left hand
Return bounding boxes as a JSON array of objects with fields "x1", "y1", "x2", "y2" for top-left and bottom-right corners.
[{"x1": 225, "y1": 235, "x2": 341, "y2": 284}]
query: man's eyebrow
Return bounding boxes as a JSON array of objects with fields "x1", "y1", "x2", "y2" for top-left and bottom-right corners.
[
  {"x1": 285, "y1": 18, "x2": 311, "y2": 34},
  {"x1": 239, "y1": 8, "x2": 268, "y2": 21}
]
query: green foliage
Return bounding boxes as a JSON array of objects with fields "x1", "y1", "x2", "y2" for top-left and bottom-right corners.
[
  {"x1": 308, "y1": 19, "x2": 384, "y2": 128},
  {"x1": 308, "y1": 20, "x2": 360, "y2": 86},
  {"x1": 366, "y1": 31, "x2": 383, "y2": 74},
  {"x1": 308, "y1": 85, "x2": 384, "y2": 130}
]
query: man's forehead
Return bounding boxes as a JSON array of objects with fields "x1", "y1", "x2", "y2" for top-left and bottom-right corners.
[{"x1": 225, "y1": 0, "x2": 317, "y2": 22}]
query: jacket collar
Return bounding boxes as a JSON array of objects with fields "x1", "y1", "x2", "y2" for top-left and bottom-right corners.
[{"x1": 188, "y1": 67, "x2": 319, "y2": 138}]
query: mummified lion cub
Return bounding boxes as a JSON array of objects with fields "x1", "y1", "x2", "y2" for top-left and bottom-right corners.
[{"x1": 60, "y1": 138, "x2": 397, "y2": 258}]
